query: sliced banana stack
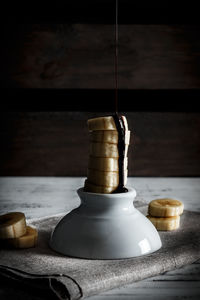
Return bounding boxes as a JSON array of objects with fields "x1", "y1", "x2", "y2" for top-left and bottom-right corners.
[
  {"x1": 147, "y1": 198, "x2": 184, "y2": 231},
  {"x1": 84, "y1": 115, "x2": 130, "y2": 193},
  {"x1": 0, "y1": 212, "x2": 38, "y2": 248}
]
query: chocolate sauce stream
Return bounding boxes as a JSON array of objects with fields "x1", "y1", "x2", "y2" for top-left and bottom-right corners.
[
  {"x1": 113, "y1": 1, "x2": 128, "y2": 193},
  {"x1": 115, "y1": 0, "x2": 118, "y2": 114},
  {"x1": 112, "y1": 114, "x2": 128, "y2": 193}
]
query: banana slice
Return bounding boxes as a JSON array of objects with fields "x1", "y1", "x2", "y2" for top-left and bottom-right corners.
[
  {"x1": 147, "y1": 215, "x2": 180, "y2": 231},
  {"x1": 90, "y1": 130, "x2": 130, "y2": 145},
  {"x1": 88, "y1": 156, "x2": 128, "y2": 172},
  {"x1": 90, "y1": 142, "x2": 129, "y2": 158},
  {"x1": 87, "y1": 168, "x2": 127, "y2": 187},
  {"x1": 148, "y1": 198, "x2": 184, "y2": 217},
  {"x1": 84, "y1": 179, "x2": 117, "y2": 194},
  {"x1": 6, "y1": 226, "x2": 38, "y2": 248},
  {"x1": 0, "y1": 212, "x2": 26, "y2": 239},
  {"x1": 88, "y1": 116, "x2": 128, "y2": 131}
]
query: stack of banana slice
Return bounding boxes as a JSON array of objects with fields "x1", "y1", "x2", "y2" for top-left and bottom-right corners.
[
  {"x1": 147, "y1": 198, "x2": 184, "y2": 231},
  {"x1": 0, "y1": 212, "x2": 38, "y2": 248},
  {"x1": 84, "y1": 116, "x2": 130, "y2": 193}
]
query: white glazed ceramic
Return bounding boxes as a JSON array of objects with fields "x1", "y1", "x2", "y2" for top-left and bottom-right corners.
[{"x1": 49, "y1": 187, "x2": 162, "y2": 259}]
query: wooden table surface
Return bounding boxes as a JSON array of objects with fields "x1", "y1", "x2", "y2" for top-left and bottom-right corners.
[{"x1": 0, "y1": 177, "x2": 200, "y2": 300}]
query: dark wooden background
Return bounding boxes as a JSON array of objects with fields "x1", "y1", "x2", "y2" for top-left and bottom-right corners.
[
  {"x1": 1, "y1": 2, "x2": 200, "y2": 176},
  {"x1": 1, "y1": 111, "x2": 200, "y2": 176},
  {"x1": 2, "y1": 24, "x2": 200, "y2": 89}
]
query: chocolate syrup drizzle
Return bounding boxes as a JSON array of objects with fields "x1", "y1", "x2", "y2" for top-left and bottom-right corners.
[
  {"x1": 112, "y1": 1, "x2": 128, "y2": 193},
  {"x1": 115, "y1": 0, "x2": 118, "y2": 114},
  {"x1": 112, "y1": 114, "x2": 128, "y2": 193}
]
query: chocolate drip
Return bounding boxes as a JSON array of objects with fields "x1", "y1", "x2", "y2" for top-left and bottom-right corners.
[
  {"x1": 115, "y1": 0, "x2": 118, "y2": 114},
  {"x1": 112, "y1": 1, "x2": 127, "y2": 193},
  {"x1": 112, "y1": 113, "x2": 128, "y2": 193}
]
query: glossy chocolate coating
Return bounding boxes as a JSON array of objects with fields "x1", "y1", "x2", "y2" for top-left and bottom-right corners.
[{"x1": 112, "y1": 114, "x2": 128, "y2": 193}]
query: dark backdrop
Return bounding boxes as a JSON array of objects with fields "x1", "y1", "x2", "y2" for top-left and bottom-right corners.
[{"x1": 1, "y1": 2, "x2": 200, "y2": 176}]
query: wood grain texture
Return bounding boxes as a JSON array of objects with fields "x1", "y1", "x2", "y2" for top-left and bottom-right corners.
[
  {"x1": 0, "y1": 177, "x2": 199, "y2": 299},
  {"x1": 2, "y1": 25, "x2": 200, "y2": 89},
  {"x1": 0, "y1": 177, "x2": 199, "y2": 218},
  {"x1": 0, "y1": 111, "x2": 200, "y2": 176}
]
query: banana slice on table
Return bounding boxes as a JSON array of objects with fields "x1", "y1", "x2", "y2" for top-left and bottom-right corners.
[
  {"x1": 88, "y1": 116, "x2": 128, "y2": 131},
  {"x1": 84, "y1": 179, "x2": 117, "y2": 194},
  {"x1": 0, "y1": 212, "x2": 26, "y2": 239},
  {"x1": 6, "y1": 226, "x2": 38, "y2": 248},
  {"x1": 148, "y1": 198, "x2": 184, "y2": 217},
  {"x1": 90, "y1": 130, "x2": 130, "y2": 144},
  {"x1": 147, "y1": 215, "x2": 180, "y2": 231},
  {"x1": 88, "y1": 156, "x2": 128, "y2": 172}
]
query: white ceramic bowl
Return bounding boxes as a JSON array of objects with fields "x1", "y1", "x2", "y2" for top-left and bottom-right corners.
[{"x1": 49, "y1": 187, "x2": 162, "y2": 259}]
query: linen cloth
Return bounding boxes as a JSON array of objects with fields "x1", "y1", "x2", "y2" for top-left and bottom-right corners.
[{"x1": 0, "y1": 204, "x2": 200, "y2": 300}]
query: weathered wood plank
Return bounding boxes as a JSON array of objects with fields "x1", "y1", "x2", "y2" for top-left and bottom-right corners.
[
  {"x1": 2, "y1": 25, "x2": 200, "y2": 89},
  {"x1": 0, "y1": 177, "x2": 199, "y2": 218},
  {"x1": 1, "y1": 176, "x2": 198, "y2": 300},
  {"x1": 0, "y1": 112, "x2": 200, "y2": 176},
  {"x1": 0, "y1": 177, "x2": 199, "y2": 299}
]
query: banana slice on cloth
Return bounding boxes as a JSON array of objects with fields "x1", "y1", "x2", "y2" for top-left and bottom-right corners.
[
  {"x1": 6, "y1": 226, "x2": 38, "y2": 248},
  {"x1": 147, "y1": 215, "x2": 180, "y2": 231},
  {"x1": 0, "y1": 212, "x2": 26, "y2": 239},
  {"x1": 148, "y1": 198, "x2": 184, "y2": 217}
]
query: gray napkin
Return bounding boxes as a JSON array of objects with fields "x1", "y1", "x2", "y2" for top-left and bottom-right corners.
[{"x1": 0, "y1": 205, "x2": 200, "y2": 300}]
